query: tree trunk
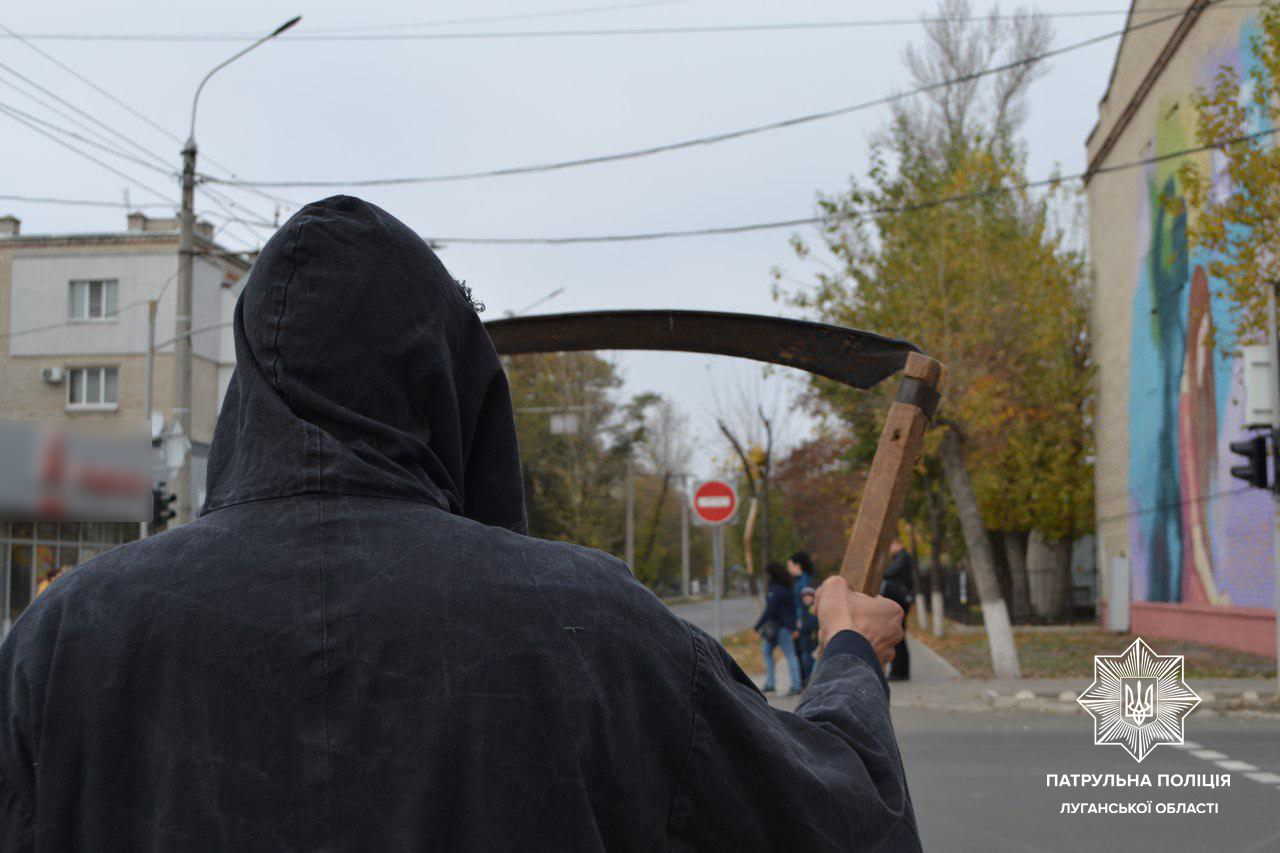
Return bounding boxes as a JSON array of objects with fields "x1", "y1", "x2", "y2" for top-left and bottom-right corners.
[
  {"x1": 1003, "y1": 530, "x2": 1031, "y2": 624},
  {"x1": 742, "y1": 495, "x2": 759, "y2": 586},
  {"x1": 928, "y1": 472, "x2": 946, "y2": 638},
  {"x1": 939, "y1": 427, "x2": 1020, "y2": 677},
  {"x1": 1027, "y1": 530, "x2": 1071, "y2": 622},
  {"x1": 908, "y1": 521, "x2": 929, "y2": 631}
]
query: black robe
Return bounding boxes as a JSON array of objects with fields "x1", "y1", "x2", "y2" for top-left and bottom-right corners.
[{"x1": 0, "y1": 196, "x2": 918, "y2": 851}]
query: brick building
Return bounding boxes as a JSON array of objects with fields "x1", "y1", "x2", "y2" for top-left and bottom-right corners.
[
  {"x1": 0, "y1": 212, "x2": 251, "y2": 633},
  {"x1": 1086, "y1": 1, "x2": 1275, "y2": 656}
]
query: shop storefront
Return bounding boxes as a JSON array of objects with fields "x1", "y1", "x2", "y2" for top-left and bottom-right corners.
[{"x1": 1, "y1": 520, "x2": 141, "y2": 636}]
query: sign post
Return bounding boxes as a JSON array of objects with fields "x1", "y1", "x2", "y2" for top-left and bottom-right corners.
[{"x1": 691, "y1": 479, "x2": 738, "y2": 641}]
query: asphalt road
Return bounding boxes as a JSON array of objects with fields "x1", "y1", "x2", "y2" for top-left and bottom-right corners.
[
  {"x1": 895, "y1": 707, "x2": 1280, "y2": 852},
  {"x1": 667, "y1": 594, "x2": 760, "y2": 637}
]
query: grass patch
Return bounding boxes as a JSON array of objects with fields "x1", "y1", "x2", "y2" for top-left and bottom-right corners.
[
  {"x1": 914, "y1": 624, "x2": 1276, "y2": 679},
  {"x1": 722, "y1": 627, "x2": 763, "y2": 675}
]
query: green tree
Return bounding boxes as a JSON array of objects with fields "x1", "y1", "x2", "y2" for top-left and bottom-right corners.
[
  {"x1": 776, "y1": 0, "x2": 1093, "y2": 675},
  {"x1": 504, "y1": 352, "x2": 654, "y2": 561},
  {"x1": 1178, "y1": 0, "x2": 1280, "y2": 345}
]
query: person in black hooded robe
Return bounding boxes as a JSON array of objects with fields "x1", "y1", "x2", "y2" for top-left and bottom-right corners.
[{"x1": 0, "y1": 196, "x2": 919, "y2": 852}]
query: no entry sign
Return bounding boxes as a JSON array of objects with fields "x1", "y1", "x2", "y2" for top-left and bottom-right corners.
[{"x1": 691, "y1": 479, "x2": 737, "y2": 526}]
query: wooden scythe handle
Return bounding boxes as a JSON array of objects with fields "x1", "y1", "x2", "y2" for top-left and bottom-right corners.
[{"x1": 840, "y1": 352, "x2": 947, "y2": 595}]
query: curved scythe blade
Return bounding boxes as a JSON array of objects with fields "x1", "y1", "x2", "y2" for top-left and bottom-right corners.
[{"x1": 483, "y1": 309, "x2": 918, "y2": 390}]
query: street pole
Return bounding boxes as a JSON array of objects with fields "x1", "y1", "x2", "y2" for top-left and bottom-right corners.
[
  {"x1": 680, "y1": 476, "x2": 690, "y2": 598},
  {"x1": 713, "y1": 525, "x2": 723, "y2": 641},
  {"x1": 624, "y1": 456, "x2": 635, "y2": 569},
  {"x1": 173, "y1": 15, "x2": 300, "y2": 525},
  {"x1": 142, "y1": 298, "x2": 156, "y2": 540},
  {"x1": 174, "y1": 143, "x2": 196, "y2": 524}
]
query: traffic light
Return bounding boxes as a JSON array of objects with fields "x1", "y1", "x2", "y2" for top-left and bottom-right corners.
[
  {"x1": 1229, "y1": 434, "x2": 1269, "y2": 490},
  {"x1": 152, "y1": 482, "x2": 177, "y2": 528}
]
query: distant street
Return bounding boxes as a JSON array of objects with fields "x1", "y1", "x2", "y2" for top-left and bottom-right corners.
[
  {"x1": 896, "y1": 708, "x2": 1280, "y2": 852},
  {"x1": 667, "y1": 594, "x2": 759, "y2": 638}
]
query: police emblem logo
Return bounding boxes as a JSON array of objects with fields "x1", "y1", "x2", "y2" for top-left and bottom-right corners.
[
  {"x1": 1077, "y1": 638, "x2": 1200, "y2": 762},
  {"x1": 1121, "y1": 677, "x2": 1157, "y2": 726}
]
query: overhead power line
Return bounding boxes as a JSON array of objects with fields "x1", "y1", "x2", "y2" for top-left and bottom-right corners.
[
  {"x1": 0, "y1": 106, "x2": 175, "y2": 204},
  {"x1": 0, "y1": 20, "x2": 296, "y2": 212},
  {"x1": 0, "y1": 99, "x2": 178, "y2": 178},
  {"x1": 417, "y1": 126, "x2": 1279, "y2": 245},
  {"x1": 301, "y1": 0, "x2": 691, "y2": 33},
  {"x1": 0, "y1": 5, "x2": 1258, "y2": 41},
  {"x1": 0, "y1": 193, "x2": 172, "y2": 209},
  {"x1": 200, "y1": 2, "x2": 1225, "y2": 189}
]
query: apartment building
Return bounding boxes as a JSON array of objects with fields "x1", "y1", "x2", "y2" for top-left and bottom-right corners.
[{"x1": 0, "y1": 211, "x2": 252, "y2": 632}]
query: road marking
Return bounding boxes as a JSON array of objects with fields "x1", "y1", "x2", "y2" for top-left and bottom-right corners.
[
  {"x1": 1190, "y1": 749, "x2": 1227, "y2": 760},
  {"x1": 1179, "y1": 740, "x2": 1280, "y2": 790}
]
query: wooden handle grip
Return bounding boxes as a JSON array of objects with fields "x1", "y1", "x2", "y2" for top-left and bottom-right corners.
[{"x1": 839, "y1": 352, "x2": 947, "y2": 595}]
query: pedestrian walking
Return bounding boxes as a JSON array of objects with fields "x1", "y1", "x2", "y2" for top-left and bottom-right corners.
[
  {"x1": 0, "y1": 197, "x2": 918, "y2": 851},
  {"x1": 756, "y1": 561, "x2": 804, "y2": 696},
  {"x1": 881, "y1": 539, "x2": 916, "y2": 681},
  {"x1": 796, "y1": 586, "x2": 819, "y2": 685},
  {"x1": 788, "y1": 550, "x2": 815, "y2": 680}
]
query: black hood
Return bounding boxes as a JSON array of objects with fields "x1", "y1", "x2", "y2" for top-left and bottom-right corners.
[{"x1": 202, "y1": 195, "x2": 526, "y2": 533}]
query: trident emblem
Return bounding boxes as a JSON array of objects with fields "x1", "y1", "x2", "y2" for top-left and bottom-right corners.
[{"x1": 1124, "y1": 680, "x2": 1155, "y2": 726}]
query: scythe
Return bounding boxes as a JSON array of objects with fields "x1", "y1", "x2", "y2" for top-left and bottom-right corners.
[{"x1": 484, "y1": 309, "x2": 947, "y2": 597}]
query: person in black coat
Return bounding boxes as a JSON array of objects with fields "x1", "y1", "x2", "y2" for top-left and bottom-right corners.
[
  {"x1": 0, "y1": 197, "x2": 919, "y2": 851},
  {"x1": 754, "y1": 562, "x2": 804, "y2": 695},
  {"x1": 881, "y1": 539, "x2": 917, "y2": 681}
]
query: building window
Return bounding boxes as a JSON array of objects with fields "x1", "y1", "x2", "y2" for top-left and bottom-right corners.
[
  {"x1": 68, "y1": 279, "x2": 118, "y2": 321},
  {"x1": 66, "y1": 366, "x2": 119, "y2": 409},
  {"x1": 1, "y1": 520, "x2": 136, "y2": 635}
]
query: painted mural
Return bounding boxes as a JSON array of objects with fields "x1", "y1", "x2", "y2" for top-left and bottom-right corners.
[{"x1": 1127, "y1": 18, "x2": 1275, "y2": 610}]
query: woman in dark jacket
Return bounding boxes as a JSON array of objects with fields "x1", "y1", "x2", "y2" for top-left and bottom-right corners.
[{"x1": 755, "y1": 562, "x2": 804, "y2": 695}]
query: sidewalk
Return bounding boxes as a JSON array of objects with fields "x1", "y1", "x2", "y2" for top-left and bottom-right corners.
[{"x1": 757, "y1": 635, "x2": 1278, "y2": 716}]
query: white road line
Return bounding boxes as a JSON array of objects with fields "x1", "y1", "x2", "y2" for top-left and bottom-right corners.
[
  {"x1": 1181, "y1": 741, "x2": 1280, "y2": 789},
  {"x1": 1190, "y1": 749, "x2": 1228, "y2": 760}
]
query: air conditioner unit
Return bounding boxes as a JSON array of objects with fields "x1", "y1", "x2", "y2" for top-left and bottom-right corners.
[{"x1": 41, "y1": 366, "x2": 65, "y2": 385}]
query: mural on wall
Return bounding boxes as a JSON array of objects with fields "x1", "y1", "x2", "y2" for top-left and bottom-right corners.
[{"x1": 1127, "y1": 18, "x2": 1275, "y2": 610}]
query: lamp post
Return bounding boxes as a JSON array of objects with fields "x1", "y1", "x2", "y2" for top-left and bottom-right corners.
[{"x1": 173, "y1": 15, "x2": 299, "y2": 524}]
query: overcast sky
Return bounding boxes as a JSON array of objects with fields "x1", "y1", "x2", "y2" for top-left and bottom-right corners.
[{"x1": 0, "y1": 0, "x2": 1125, "y2": 474}]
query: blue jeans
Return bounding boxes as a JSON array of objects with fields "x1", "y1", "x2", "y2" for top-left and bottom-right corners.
[{"x1": 762, "y1": 628, "x2": 803, "y2": 693}]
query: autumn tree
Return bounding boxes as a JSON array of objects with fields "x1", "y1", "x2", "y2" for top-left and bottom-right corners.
[
  {"x1": 777, "y1": 1, "x2": 1093, "y2": 676},
  {"x1": 1178, "y1": 0, "x2": 1280, "y2": 345}
]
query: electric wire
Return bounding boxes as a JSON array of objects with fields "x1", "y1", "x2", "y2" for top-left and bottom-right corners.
[
  {"x1": 0, "y1": 4, "x2": 1258, "y2": 41},
  {"x1": 0, "y1": 194, "x2": 172, "y2": 209},
  {"x1": 0, "y1": 106, "x2": 175, "y2": 205},
  {"x1": 0, "y1": 99, "x2": 178, "y2": 179},
  {"x1": 415, "y1": 126, "x2": 1279, "y2": 245},
  {"x1": 199, "y1": 2, "x2": 1227, "y2": 189},
  {"x1": 0, "y1": 20, "x2": 298, "y2": 212}
]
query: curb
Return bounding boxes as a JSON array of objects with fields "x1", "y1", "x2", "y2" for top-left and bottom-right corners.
[{"x1": 972, "y1": 688, "x2": 1280, "y2": 718}]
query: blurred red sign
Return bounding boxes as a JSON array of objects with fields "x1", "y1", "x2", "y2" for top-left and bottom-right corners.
[{"x1": 691, "y1": 479, "x2": 737, "y2": 526}]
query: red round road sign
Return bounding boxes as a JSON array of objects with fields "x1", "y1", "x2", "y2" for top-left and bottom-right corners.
[{"x1": 691, "y1": 479, "x2": 737, "y2": 526}]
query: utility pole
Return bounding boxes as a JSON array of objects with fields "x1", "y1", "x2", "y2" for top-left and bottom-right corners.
[
  {"x1": 142, "y1": 299, "x2": 157, "y2": 540},
  {"x1": 173, "y1": 15, "x2": 300, "y2": 524},
  {"x1": 680, "y1": 475, "x2": 690, "y2": 598},
  {"x1": 624, "y1": 456, "x2": 635, "y2": 569},
  {"x1": 173, "y1": 142, "x2": 196, "y2": 524}
]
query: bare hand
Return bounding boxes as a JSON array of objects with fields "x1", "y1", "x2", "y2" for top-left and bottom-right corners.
[{"x1": 814, "y1": 576, "x2": 904, "y2": 666}]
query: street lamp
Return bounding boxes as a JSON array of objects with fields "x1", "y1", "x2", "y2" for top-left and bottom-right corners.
[{"x1": 173, "y1": 15, "x2": 299, "y2": 524}]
